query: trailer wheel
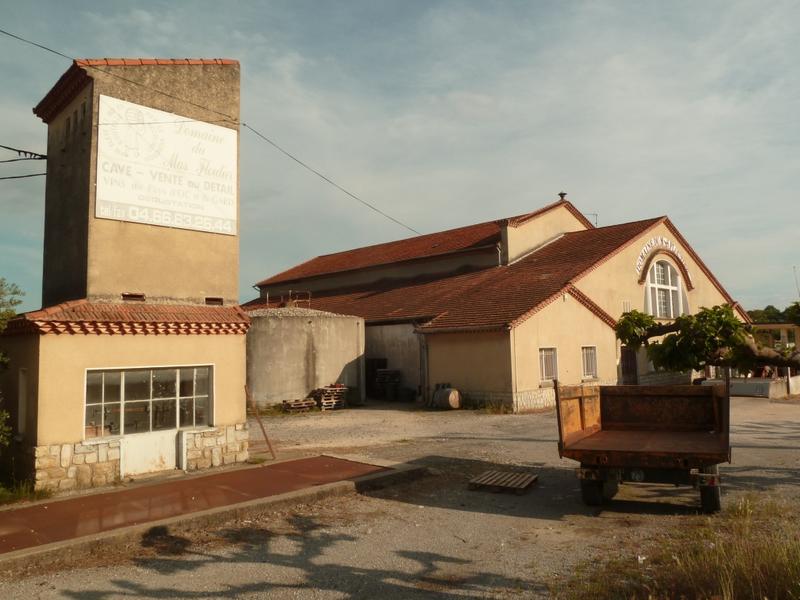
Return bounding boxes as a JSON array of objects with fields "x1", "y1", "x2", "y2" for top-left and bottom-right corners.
[
  {"x1": 602, "y1": 479, "x2": 619, "y2": 500},
  {"x1": 580, "y1": 479, "x2": 604, "y2": 506},
  {"x1": 699, "y1": 465, "x2": 721, "y2": 513}
]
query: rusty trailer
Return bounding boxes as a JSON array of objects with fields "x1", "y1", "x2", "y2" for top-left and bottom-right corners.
[{"x1": 554, "y1": 382, "x2": 730, "y2": 512}]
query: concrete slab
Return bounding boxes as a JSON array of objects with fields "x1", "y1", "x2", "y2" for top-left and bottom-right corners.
[{"x1": 0, "y1": 455, "x2": 423, "y2": 563}]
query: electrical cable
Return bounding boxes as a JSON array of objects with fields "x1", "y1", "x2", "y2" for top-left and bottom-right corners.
[
  {"x1": 0, "y1": 143, "x2": 46, "y2": 159},
  {"x1": 0, "y1": 28, "x2": 421, "y2": 235},
  {"x1": 243, "y1": 123, "x2": 421, "y2": 235},
  {"x1": 0, "y1": 173, "x2": 46, "y2": 180}
]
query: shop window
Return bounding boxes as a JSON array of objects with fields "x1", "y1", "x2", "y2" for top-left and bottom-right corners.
[
  {"x1": 539, "y1": 348, "x2": 558, "y2": 382},
  {"x1": 581, "y1": 346, "x2": 597, "y2": 379},
  {"x1": 646, "y1": 260, "x2": 685, "y2": 319},
  {"x1": 85, "y1": 366, "x2": 212, "y2": 439}
]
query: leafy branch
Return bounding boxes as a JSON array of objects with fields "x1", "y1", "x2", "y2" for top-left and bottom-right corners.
[{"x1": 616, "y1": 305, "x2": 800, "y2": 372}]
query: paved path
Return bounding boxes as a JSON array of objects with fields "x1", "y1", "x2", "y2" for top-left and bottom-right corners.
[{"x1": 0, "y1": 456, "x2": 384, "y2": 555}]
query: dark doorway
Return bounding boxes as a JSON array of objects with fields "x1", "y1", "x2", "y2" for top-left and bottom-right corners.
[
  {"x1": 365, "y1": 358, "x2": 388, "y2": 397},
  {"x1": 621, "y1": 346, "x2": 638, "y2": 385}
]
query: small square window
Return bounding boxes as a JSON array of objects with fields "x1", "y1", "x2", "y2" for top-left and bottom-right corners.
[
  {"x1": 539, "y1": 348, "x2": 557, "y2": 381},
  {"x1": 581, "y1": 347, "x2": 598, "y2": 379}
]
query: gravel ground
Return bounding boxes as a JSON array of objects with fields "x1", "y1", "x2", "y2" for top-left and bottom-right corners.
[{"x1": 3, "y1": 396, "x2": 800, "y2": 599}]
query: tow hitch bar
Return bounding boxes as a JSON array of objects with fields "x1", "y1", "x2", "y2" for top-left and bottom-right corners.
[{"x1": 690, "y1": 469, "x2": 720, "y2": 487}]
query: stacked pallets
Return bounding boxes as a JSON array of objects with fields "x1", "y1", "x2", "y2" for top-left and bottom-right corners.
[
  {"x1": 313, "y1": 385, "x2": 348, "y2": 411},
  {"x1": 281, "y1": 398, "x2": 318, "y2": 412},
  {"x1": 282, "y1": 385, "x2": 349, "y2": 412}
]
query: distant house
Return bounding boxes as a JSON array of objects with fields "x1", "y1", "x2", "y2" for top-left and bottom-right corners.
[{"x1": 246, "y1": 197, "x2": 747, "y2": 412}]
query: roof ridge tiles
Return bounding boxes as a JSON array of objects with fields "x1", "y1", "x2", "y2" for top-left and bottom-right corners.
[
  {"x1": 257, "y1": 199, "x2": 592, "y2": 287},
  {"x1": 4, "y1": 301, "x2": 250, "y2": 337}
]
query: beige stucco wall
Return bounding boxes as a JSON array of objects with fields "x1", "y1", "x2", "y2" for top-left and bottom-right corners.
[
  {"x1": 575, "y1": 221, "x2": 736, "y2": 324},
  {"x1": 0, "y1": 335, "x2": 41, "y2": 442},
  {"x1": 35, "y1": 333, "x2": 246, "y2": 446},
  {"x1": 41, "y1": 64, "x2": 241, "y2": 306},
  {"x1": 512, "y1": 293, "x2": 619, "y2": 390},
  {"x1": 41, "y1": 85, "x2": 94, "y2": 306},
  {"x1": 247, "y1": 313, "x2": 365, "y2": 406},
  {"x1": 426, "y1": 330, "x2": 512, "y2": 394},
  {"x1": 502, "y1": 205, "x2": 589, "y2": 264},
  {"x1": 365, "y1": 324, "x2": 422, "y2": 391}
]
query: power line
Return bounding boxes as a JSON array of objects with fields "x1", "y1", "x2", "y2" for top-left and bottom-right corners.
[
  {"x1": 0, "y1": 28, "x2": 421, "y2": 235},
  {"x1": 0, "y1": 157, "x2": 44, "y2": 164},
  {"x1": 0, "y1": 173, "x2": 46, "y2": 180},
  {"x1": 0, "y1": 143, "x2": 46, "y2": 159},
  {"x1": 243, "y1": 124, "x2": 421, "y2": 235}
]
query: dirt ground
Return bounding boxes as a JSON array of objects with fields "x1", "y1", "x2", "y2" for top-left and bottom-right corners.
[{"x1": 2, "y1": 396, "x2": 800, "y2": 599}]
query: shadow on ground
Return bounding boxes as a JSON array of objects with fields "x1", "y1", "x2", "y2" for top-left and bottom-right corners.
[
  {"x1": 364, "y1": 455, "x2": 705, "y2": 521},
  {"x1": 61, "y1": 514, "x2": 542, "y2": 599}
]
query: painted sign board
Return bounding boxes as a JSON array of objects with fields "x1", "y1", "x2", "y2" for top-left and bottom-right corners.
[
  {"x1": 96, "y1": 95, "x2": 237, "y2": 235},
  {"x1": 634, "y1": 235, "x2": 691, "y2": 283}
]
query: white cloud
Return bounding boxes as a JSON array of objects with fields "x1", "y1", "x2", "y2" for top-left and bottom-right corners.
[{"x1": 0, "y1": 1, "x2": 798, "y2": 311}]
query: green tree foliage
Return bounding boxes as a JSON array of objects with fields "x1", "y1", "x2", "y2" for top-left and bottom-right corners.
[
  {"x1": 0, "y1": 278, "x2": 23, "y2": 449},
  {"x1": 616, "y1": 305, "x2": 800, "y2": 373},
  {"x1": 784, "y1": 302, "x2": 800, "y2": 325},
  {"x1": 747, "y1": 302, "x2": 800, "y2": 324}
]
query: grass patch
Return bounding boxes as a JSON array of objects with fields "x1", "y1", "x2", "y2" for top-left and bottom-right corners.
[
  {"x1": 0, "y1": 479, "x2": 52, "y2": 506},
  {"x1": 555, "y1": 494, "x2": 800, "y2": 600}
]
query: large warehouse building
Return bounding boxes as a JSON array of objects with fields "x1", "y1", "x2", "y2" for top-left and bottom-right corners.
[{"x1": 246, "y1": 197, "x2": 748, "y2": 412}]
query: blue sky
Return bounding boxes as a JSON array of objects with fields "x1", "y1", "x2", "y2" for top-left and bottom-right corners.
[{"x1": 1, "y1": 0, "x2": 798, "y2": 312}]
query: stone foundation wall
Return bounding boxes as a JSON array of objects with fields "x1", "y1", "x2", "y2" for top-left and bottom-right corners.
[
  {"x1": 460, "y1": 380, "x2": 620, "y2": 413},
  {"x1": 34, "y1": 440, "x2": 121, "y2": 492},
  {"x1": 182, "y1": 423, "x2": 249, "y2": 471},
  {"x1": 637, "y1": 370, "x2": 692, "y2": 385},
  {"x1": 33, "y1": 423, "x2": 249, "y2": 492}
]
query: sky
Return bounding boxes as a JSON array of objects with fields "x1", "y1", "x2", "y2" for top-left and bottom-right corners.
[{"x1": 0, "y1": 0, "x2": 798, "y2": 313}]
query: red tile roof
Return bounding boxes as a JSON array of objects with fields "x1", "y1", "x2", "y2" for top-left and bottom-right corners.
[
  {"x1": 245, "y1": 217, "x2": 664, "y2": 331},
  {"x1": 33, "y1": 58, "x2": 239, "y2": 123},
  {"x1": 258, "y1": 199, "x2": 592, "y2": 286},
  {"x1": 4, "y1": 300, "x2": 249, "y2": 336}
]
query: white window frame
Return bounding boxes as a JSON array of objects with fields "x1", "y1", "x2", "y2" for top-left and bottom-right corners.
[
  {"x1": 83, "y1": 363, "x2": 215, "y2": 441},
  {"x1": 539, "y1": 347, "x2": 558, "y2": 383},
  {"x1": 645, "y1": 260, "x2": 684, "y2": 319},
  {"x1": 581, "y1": 346, "x2": 598, "y2": 380}
]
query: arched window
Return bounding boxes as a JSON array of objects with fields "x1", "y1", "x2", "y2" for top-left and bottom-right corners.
[{"x1": 646, "y1": 260, "x2": 685, "y2": 319}]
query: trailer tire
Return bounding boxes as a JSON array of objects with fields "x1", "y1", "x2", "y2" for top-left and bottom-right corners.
[
  {"x1": 602, "y1": 479, "x2": 619, "y2": 500},
  {"x1": 580, "y1": 479, "x2": 604, "y2": 506},
  {"x1": 700, "y1": 465, "x2": 721, "y2": 513}
]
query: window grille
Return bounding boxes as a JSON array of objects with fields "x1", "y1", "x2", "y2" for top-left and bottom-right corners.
[
  {"x1": 581, "y1": 346, "x2": 598, "y2": 379},
  {"x1": 539, "y1": 348, "x2": 558, "y2": 381}
]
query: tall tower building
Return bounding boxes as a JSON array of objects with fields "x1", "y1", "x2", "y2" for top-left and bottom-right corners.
[
  {"x1": 33, "y1": 58, "x2": 240, "y2": 306},
  {"x1": 1, "y1": 59, "x2": 250, "y2": 490}
]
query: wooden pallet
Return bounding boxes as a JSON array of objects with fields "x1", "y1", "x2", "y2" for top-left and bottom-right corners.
[
  {"x1": 320, "y1": 399, "x2": 345, "y2": 411},
  {"x1": 282, "y1": 398, "x2": 317, "y2": 412},
  {"x1": 311, "y1": 386, "x2": 348, "y2": 411},
  {"x1": 468, "y1": 470, "x2": 538, "y2": 495}
]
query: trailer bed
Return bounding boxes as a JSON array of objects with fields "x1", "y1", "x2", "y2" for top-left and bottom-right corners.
[{"x1": 567, "y1": 429, "x2": 726, "y2": 456}]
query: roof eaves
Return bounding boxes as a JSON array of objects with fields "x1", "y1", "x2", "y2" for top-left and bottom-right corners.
[
  {"x1": 660, "y1": 218, "x2": 746, "y2": 319},
  {"x1": 256, "y1": 242, "x2": 499, "y2": 287},
  {"x1": 416, "y1": 323, "x2": 510, "y2": 334},
  {"x1": 567, "y1": 217, "x2": 667, "y2": 287},
  {"x1": 506, "y1": 199, "x2": 595, "y2": 230}
]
